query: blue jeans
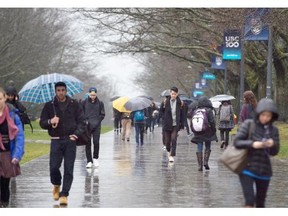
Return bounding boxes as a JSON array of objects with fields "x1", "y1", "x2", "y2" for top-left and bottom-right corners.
[
  {"x1": 197, "y1": 141, "x2": 211, "y2": 152},
  {"x1": 134, "y1": 123, "x2": 144, "y2": 145}
]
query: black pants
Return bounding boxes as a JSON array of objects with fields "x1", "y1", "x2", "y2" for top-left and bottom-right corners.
[
  {"x1": 164, "y1": 126, "x2": 178, "y2": 156},
  {"x1": 50, "y1": 139, "x2": 76, "y2": 197},
  {"x1": 86, "y1": 126, "x2": 101, "y2": 162},
  {"x1": 239, "y1": 173, "x2": 270, "y2": 207},
  {"x1": 0, "y1": 177, "x2": 10, "y2": 203},
  {"x1": 220, "y1": 129, "x2": 230, "y2": 145}
]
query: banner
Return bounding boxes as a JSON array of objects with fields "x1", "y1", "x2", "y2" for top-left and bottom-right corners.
[
  {"x1": 223, "y1": 30, "x2": 241, "y2": 60},
  {"x1": 211, "y1": 56, "x2": 227, "y2": 70},
  {"x1": 244, "y1": 8, "x2": 270, "y2": 41},
  {"x1": 202, "y1": 71, "x2": 216, "y2": 80}
]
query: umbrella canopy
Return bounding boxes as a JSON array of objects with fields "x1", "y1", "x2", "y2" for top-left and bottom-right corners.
[
  {"x1": 19, "y1": 73, "x2": 83, "y2": 104},
  {"x1": 110, "y1": 95, "x2": 121, "y2": 102},
  {"x1": 211, "y1": 100, "x2": 221, "y2": 108},
  {"x1": 138, "y1": 95, "x2": 154, "y2": 101},
  {"x1": 124, "y1": 96, "x2": 152, "y2": 112},
  {"x1": 209, "y1": 94, "x2": 235, "y2": 102},
  {"x1": 112, "y1": 96, "x2": 131, "y2": 113},
  {"x1": 179, "y1": 96, "x2": 194, "y2": 105}
]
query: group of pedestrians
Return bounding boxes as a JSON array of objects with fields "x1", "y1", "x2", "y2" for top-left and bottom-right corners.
[{"x1": 0, "y1": 80, "x2": 280, "y2": 208}]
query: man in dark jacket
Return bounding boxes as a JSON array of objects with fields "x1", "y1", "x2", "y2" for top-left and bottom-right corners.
[
  {"x1": 39, "y1": 82, "x2": 86, "y2": 206},
  {"x1": 160, "y1": 86, "x2": 185, "y2": 163},
  {"x1": 81, "y1": 87, "x2": 105, "y2": 168}
]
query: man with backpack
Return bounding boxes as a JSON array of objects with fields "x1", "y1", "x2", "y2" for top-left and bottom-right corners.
[
  {"x1": 160, "y1": 86, "x2": 185, "y2": 163},
  {"x1": 81, "y1": 87, "x2": 105, "y2": 168},
  {"x1": 191, "y1": 96, "x2": 217, "y2": 171},
  {"x1": 132, "y1": 109, "x2": 146, "y2": 146}
]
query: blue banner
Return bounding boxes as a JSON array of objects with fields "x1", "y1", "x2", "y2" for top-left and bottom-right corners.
[
  {"x1": 223, "y1": 29, "x2": 241, "y2": 60},
  {"x1": 202, "y1": 71, "x2": 216, "y2": 80},
  {"x1": 244, "y1": 8, "x2": 270, "y2": 41},
  {"x1": 211, "y1": 56, "x2": 227, "y2": 70}
]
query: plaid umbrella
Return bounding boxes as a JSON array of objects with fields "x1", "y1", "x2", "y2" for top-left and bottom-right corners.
[{"x1": 18, "y1": 73, "x2": 83, "y2": 104}]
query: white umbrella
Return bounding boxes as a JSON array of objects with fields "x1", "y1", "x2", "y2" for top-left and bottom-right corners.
[
  {"x1": 211, "y1": 101, "x2": 221, "y2": 108},
  {"x1": 210, "y1": 94, "x2": 235, "y2": 102}
]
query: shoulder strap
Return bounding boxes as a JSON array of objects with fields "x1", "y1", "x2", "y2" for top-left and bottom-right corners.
[{"x1": 248, "y1": 120, "x2": 255, "y2": 139}]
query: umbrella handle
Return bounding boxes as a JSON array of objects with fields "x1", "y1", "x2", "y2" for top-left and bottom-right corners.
[{"x1": 51, "y1": 115, "x2": 58, "y2": 128}]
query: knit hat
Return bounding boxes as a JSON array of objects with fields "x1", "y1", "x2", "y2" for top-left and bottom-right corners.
[{"x1": 89, "y1": 87, "x2": 97, "y2": 93}]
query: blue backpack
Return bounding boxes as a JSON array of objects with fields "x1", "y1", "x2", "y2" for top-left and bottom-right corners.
[{"x1": 134, "y1": 110, "x2": 145, "y2": 122}]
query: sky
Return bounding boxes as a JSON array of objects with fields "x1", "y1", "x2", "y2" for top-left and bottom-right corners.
[{"x1": 97, "y1": 55, "x2": 145, "y2": 98}]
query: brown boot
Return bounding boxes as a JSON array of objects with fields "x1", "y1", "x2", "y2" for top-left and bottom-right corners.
[
  {"x1": 196, "y1": 152, "x2": 203, "y2": 171},
  {"x1": 204, "y1": 150, "x2": 211, "y2": 170},
  {"x1": 53, "y1": 185, "x2": 60, "y2": 201}
]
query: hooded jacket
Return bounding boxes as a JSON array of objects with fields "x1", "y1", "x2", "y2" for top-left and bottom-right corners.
[
  {"x1": 190, "y1": 96, "x2": 217, "y2": 143},
  {"x1": 233, "y1": 98, "x2": 280, "y2": 177}
]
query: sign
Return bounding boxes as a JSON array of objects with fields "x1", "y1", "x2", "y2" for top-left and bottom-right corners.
[
  {"x1": 244, "y1": 8, "x2": 270, "y2": 41},
  {"x1": 202, "y1": 71, "x2": 216, "y2": 80},
  {"x1": 223, "y1": 30, "x2": 241, "y2": 60},
  {"x1": 193, "y1": 90, "x2": 204, "y2": 98},
  {"x1": 211, "y1": 56, "x2": 227, "y2": 70}
]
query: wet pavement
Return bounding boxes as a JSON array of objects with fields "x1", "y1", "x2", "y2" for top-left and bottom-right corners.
[{"x1": 8, "y1": 126, "x2": 288, "y2": 208}]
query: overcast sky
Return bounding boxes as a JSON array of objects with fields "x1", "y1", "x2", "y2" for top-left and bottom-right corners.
[{"x1": 97, "y1": 55, "x2": 145, "y2": 98}]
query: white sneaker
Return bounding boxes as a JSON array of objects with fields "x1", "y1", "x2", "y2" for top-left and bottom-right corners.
[
  {"x1": 93, "y1": 159, "x2": 99, "y2": 167},
  {"x1": 86, "y1": 162, "x2": 93, "y2": 168},
  {"x1": 162, "y1": 146, "x2": 166, "y2": 151},
  {"x1": 169, "y1": 156, "x2": 174, "y2": 162}
]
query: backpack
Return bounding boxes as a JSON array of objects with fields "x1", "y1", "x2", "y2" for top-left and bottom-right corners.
[
  {"x1": 134, "y1": 110, "x2": 145, "y2": 122},
  {"x1": 18, "y1": 111, "x2": 33, "y2": 133},
  {"x1": 219, "y1": 105, "x2": 231, "y2": 122},
  {"x1": 191, "y1": 108, "x2": 209, "y2": 132}
]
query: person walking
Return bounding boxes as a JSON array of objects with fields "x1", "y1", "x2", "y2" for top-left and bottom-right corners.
[
  {"x1": 233, "y1": 98, "x2": 280, "y2": 207},
  {"x1": 191, "y1": 96, "x2": 217, "y2": 171},
  {"x1": 0, "y1": 87, "x2": 24, "y2": 208},
  {"x1": 132, "y1": 108, "x2": 146, "y2": 146},
  {"x1": 81, "y1": 87, "x2": 105, "y2": 168},
  {"x1": 160, "y1": 86, "x2": 185, "y2": 163},
  {"x1": 120, "y1": 111, "x2": 132, "y2": 142},
  {"x1": 4, "y1": 85, "x2": 32, "y2": 131},
  {"x1": 218, "y1": 100, "x2": 235, "y2": 149},
  {"x1": 39, "y1": 82, "x2": 86, "y2": 206},
  {"x1": 113, "y1": 108, "x2": 122, "y2": 135},
  {"x1": 239, "y1": 90, "x2": 257, "y2": 125}
]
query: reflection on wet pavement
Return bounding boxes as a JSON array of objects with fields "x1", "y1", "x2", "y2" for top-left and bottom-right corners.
[{"x1": 8, "y1": 127, "x2": 288, "y2": 208}]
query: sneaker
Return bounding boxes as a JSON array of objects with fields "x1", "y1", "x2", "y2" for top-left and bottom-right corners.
[
  {"x1": 220, "y1": 141, "x2": 225, "y2": 149},
  {"x1": 121, "y1": 138, "x2": 125, "y2": 141},
  {"x1": 127, "y1": 138, "x2": 130, "y2": 142},
  {"x1": 86, "y1": 162, "x2": 93, "y2": 168},
  {"x1": 53, "y1": 185, "x2": 60, "y2": 201},
  {"x1": 93, "y1": 158, "x2": 99, "y2": 167},
  {"x1": 59, "y1": 196, "x2": 68, "y2": 205},
  {"x1": 169, "y1": 155, "x2": 174, "y2": 162},
  {"x1": 162, "y1": 146, "x2": 166, "y2": 151}
]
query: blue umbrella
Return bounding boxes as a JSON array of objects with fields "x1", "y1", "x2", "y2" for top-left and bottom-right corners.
[{"x1": 19, "y1": 73, "x2": 83, "y2": 104}]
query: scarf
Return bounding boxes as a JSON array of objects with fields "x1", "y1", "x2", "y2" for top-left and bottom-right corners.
[{"x1": 0, "y1": 104, "x2": 19, "y2": 150}]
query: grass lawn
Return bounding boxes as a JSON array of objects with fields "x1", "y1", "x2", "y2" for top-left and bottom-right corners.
[{"x1": 21, "y1": 121, "x2": 113, "y2": 164}]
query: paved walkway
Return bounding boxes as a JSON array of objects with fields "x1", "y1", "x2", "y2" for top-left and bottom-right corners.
[{"x1": 8, "y1": 126, "x2": 288, "y2": 208}]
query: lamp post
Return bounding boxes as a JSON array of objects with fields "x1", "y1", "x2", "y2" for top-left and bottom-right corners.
[{"x1": 266, "y1": 25, "x2": 272, "y2": 98}]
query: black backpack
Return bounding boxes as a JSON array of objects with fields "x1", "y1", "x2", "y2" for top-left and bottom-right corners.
[{"x1": 18, "y1": 111, "x2": 33, "y2": 133}]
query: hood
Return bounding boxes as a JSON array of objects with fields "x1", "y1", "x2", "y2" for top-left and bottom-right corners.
[
  {"x1": 197, "y1": 96, "x2": 213, "y2": 109},
  {"x1": 255, "y1": 98, "x2": 279, "y2": 122},
  {"x1": 5, "y1": 85, "x2": 17, "y2": 96}
]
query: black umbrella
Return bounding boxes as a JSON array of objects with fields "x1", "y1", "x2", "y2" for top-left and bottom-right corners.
[
  {"x1": 138, "y1": 95, "x2": 154, "y2": 101},
  {"x1": 110, "y1": 95, "x2": 121, "y2": 102}
]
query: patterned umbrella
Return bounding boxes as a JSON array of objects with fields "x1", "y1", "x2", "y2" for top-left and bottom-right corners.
[
  {"x1": 18, "y1": 73, "x2": 83, "y2": 104},
  {"x1": 124, "y1": 96, "x2": 152, "y2": 112}
]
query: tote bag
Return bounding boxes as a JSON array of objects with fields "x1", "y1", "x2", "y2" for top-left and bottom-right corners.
[{"x1": 219, "y1": 121, "x2": 255, "y2": 174}]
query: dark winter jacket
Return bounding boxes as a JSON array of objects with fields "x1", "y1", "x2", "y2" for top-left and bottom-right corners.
[
  {"x1": 81, "y1": 97, "x2": 105, "y2": 131},
  {"x1": 39, "y1": 96, "x2": 86, "y2": 139},
  {"x1": 160, "y1": 96, "x2": 185, "y2": 131},
  {"x1": 233, "y1": 98, "x2": 280, "y2": 177},
  {"x1": 191, "y1": 96, "x2": 217, "y2": 144}
]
